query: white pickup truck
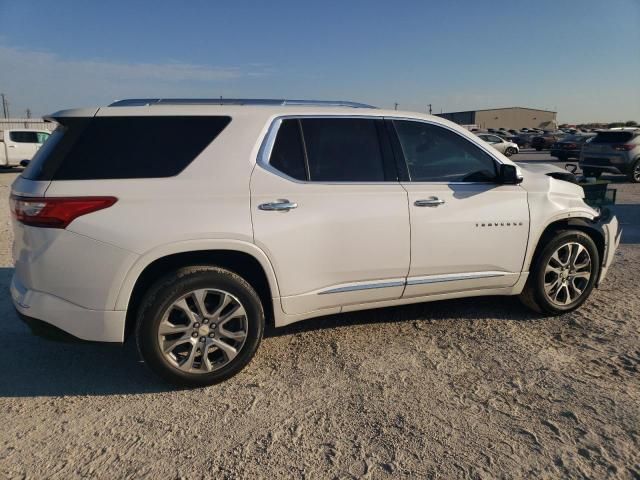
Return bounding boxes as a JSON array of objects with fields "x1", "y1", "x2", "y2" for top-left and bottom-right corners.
[{"x1": 0, "y1": 129, "x2": 50, "y2": 167}]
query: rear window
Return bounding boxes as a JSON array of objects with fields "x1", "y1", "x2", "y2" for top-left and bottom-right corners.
[
  {"x1": 591, "y1": 131, "x2": 634, "y2": 144},
  {"x1": 9, "y1": 131, "x2": 40, "y2": 143},
  {"x1": 22, "y1": 116, "x2": 231, "y2": 181}
]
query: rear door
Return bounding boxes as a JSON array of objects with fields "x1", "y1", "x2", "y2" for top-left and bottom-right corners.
[
  {"x1": 389, "y1": 119, "x2": 529, "y2": 298},
  {"x1": 251, "y1": 116, "x2": 410, "y2": 315}
]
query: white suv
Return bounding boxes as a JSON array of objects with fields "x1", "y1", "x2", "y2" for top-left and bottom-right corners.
[{"x1": 9, "y1": 99, "x2": 621, "y2": 386}]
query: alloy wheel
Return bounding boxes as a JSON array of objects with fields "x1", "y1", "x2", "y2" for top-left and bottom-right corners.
[
  {"x1": 633, "y1": 162, "x2": 640, "y2": 182},
  {"x1": 543, "y1": 242, "x2": 592, "y2": 306},
  {"x1": 157, "y1": 289, "x2": 248, "y2": 373}
]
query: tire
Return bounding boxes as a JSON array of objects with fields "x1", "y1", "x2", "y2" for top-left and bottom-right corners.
[
  {"x1": 519, "y1": 230, "x2": 600, "y2": 315},
  {"x1": 629, "y1": 158, "x2": 640, "y2": 183},
  {"x1": 535, "y1": 147, "x2": 542, "y2": 151},
  {"x1": 136, "y1": 266, "x2": 264, "y2": 387},
  {"x1": 505, "y1": 147, "x2": 517, "y2": 157},
  {"x1": 582, "y1": 168, "x2": 602, "y2": 179}
]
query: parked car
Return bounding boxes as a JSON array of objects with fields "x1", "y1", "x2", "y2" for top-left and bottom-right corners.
[
  {"x1": 0, "y1": 129, "x2": 50, "y2": 167},
  {"x1": 476, "y1": 133, "x2": 520, "y2": 156},
  {"x1": 579, "y1": 128, "x2": 640, "y2": 182},
  {"x1": 531, "y1": 134, "x2": 562, "y2": 151},
  {"x1": 10, "y1": 98, "x2": 620, "y2": 386},
  {"x1": 550, "y1": 134, "x2": 596, "y2": 160}
]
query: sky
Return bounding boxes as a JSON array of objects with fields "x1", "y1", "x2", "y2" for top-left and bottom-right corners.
[{"x1": 0, "y1": 0, "x2": 638, "y2": 123}]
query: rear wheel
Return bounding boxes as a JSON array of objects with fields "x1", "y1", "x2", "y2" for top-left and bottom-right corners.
[
  {"x1": 505, "y1": 147, "x2": 517, "y2": 157},
  {"x1": 629, "y1": 159, "x2": 640, "y2": 183},
  {"x1": 519, "y1": 230, "x2": 600, "y2": 315},
  {"x1": 136, "y1": 266, "x2": 264, "y2": 387}
]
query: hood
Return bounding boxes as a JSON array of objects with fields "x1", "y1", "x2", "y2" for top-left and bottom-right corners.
[{"x1": 516, "y1": 162, "x2": 585, "y2": 197}]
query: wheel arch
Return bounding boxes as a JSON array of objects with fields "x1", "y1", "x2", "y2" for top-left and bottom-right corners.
[
  {"x1": 525, "y1": 217, "x2": 605, "y2": 273},
  {"x1": 117, "y1": 240, "x2": 280, "y2": 340}
]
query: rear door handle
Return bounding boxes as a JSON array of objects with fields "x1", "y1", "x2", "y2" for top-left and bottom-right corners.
[
  {"x1": 414, "y1": 197, "x2": 445, "y2": 207},
  {"x1": 258, "y1": 199, "x2": 298, "y2": 211}
]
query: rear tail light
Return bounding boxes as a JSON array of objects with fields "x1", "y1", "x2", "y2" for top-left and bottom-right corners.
[
  {"x1": 612, "y1": 144, "x2": 634, "y2": 151},
  {"x1": 9, "y1": 195, "x2": 117, "y2": 228}
]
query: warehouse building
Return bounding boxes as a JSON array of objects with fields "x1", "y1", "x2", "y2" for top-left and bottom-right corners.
[{"x1": 437, "y1": 107, "x2": 557, "y2": 130}]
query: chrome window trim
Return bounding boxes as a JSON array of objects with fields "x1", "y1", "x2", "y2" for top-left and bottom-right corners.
[
  {"x1": 389, "y1": 116, "x2": 507, "y2": 167},
  {"x1": 256, "y1": 114, "x2": 398, "y2": 185},
  {"x1": 256, "y1": 114, "x2": 509, "y2": 186}
]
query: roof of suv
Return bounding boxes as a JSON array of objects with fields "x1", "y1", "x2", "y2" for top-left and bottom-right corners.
[{"x1": 45, "y1": 98, "x2": 439, "y2": 123}]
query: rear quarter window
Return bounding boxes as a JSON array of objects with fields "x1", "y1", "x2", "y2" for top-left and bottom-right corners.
[{"x1": 22, "y1": 116, "x2": 231, "y2": 181}]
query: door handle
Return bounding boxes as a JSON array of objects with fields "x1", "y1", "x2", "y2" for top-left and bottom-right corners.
[
  {"x1": 258, "y1": 199, "x2": 298, "y2": 211},
  {"x1": 414, "y1": 197, "x2": 445, "y2": 207}
]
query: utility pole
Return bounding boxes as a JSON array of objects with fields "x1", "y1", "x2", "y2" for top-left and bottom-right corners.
[
  {"x1": 428, "y1": 104, "x2": 432, "y2": 115},
  {"x1": 0, "y1": 93, "x2": 8, "y2": 119},
  {"x1": 394, "y1": 102, "x2": 398, "y2": 111}
]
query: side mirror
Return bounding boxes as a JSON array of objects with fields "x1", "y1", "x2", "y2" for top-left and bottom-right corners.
[
  {"x1": 19, "y1": 160, "x2": 30, "y2": 167},
  {"x1": 499, "y1": 164, "x2": 523, "y2": 185}
]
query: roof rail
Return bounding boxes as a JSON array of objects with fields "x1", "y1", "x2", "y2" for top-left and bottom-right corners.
[{"x1": 108, "y1": 98, "x2": 376, "y2": 109}]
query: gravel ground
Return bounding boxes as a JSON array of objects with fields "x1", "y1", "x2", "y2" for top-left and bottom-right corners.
[{"x1": 1, "y1": 153, "x2": 639, "y2": 479}]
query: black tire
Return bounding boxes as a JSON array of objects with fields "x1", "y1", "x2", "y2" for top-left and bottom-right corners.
[
  {"x1": 136, "y1": 266, "x2": 264, "y2": 387},
  {"x1": 535, "y1": 147, "x2": 542, "y2": 151},
  {"x1": 505, "y1": 147, "x2": 517, "y2": 157},
  {"x1": 519, "y1": 230, "x2": 600, "y2": 315},
  {"x1": 629, "y1": 158, "x2": 640, "y2": 183},
  {"x1": 582, "y1": 168, "x2": 602, "y2": 179}
]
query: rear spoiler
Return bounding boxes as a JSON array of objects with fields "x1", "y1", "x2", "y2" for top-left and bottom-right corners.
[{"x1": 43, "y1": 107, "x2": 99, "y2": 123}]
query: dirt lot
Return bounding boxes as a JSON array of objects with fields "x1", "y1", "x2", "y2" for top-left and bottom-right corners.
[{"x1": 1, "y1": 153, "x2": 639, "y2": 479}]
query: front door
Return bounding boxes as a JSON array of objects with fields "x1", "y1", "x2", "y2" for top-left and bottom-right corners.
[
  {"x1": 390, "y1": 119, "x2": 529, "y2": 298},
  {"x1": 251, "y1": 117, "x2": 410, "y2": 315}
]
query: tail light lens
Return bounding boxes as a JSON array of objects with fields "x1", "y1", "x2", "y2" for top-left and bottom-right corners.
[
  {"x1": 9, "y1": 195, "x2": 117, "y2": 228},
  {"x1": 612, "y1": 144, "x2": 634, "y2": 151}
]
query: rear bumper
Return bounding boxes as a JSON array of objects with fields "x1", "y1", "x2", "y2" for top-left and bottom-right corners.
[
  {"x1": 580, "y1": 155, "x2": 630, "y2": 174},
  {"x1": 11, "y1": 274, "x2": 126, "y2": 342}
]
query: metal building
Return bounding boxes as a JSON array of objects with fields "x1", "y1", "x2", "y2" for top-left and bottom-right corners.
[{"x1": 436, "y1": 107, "x2": 557, "y2": 130}]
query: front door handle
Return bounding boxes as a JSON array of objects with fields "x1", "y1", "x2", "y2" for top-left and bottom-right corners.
[
  {"x1": 414, "y1": 197, "x2": 445, "y2": 207},
  {"x1": 258, "y1": 199, "x2": 298, "y2": 211}
]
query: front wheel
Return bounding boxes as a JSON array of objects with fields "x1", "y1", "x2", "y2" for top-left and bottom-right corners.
[
  {"x1": 505, "y1": 147, "x2": 517, "y2": 157},
  {"x1": 136, "y1": 266, "x2": 264, "y2": 387},
  {"x1": 519, "y1": 230, "x2": 600, "y2": 315}
]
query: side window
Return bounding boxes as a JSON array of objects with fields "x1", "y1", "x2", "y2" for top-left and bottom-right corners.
[
  {"x1": 300, "y1": 118, "x2": 386, "y2": 182},
  {"x1": 269, "y1": 119, "x2": 307, "y2": 181},
  {"x1": 393, "y1": 120, "x2": 498, "y2": 183},
  {"x1": 9, "y1": 131, "x2": 39, "y2": 143}
]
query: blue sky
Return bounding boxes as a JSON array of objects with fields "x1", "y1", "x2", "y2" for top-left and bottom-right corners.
[{"x1": 0, "y1": 0, "x2": 638, "y2": 122}]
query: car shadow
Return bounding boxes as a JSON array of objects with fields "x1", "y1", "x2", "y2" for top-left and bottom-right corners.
[
  {"x1": 0, "y1": 266, "x2": 542, "y2": 398},
  {"x1": 612, "y1": 203, "x2": 640, "y2": 244}
]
